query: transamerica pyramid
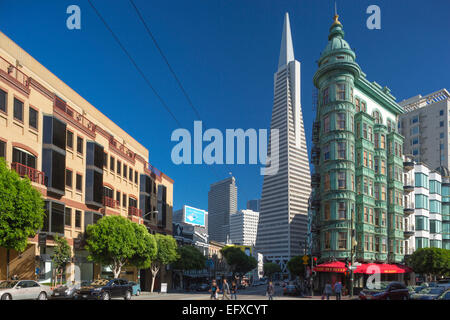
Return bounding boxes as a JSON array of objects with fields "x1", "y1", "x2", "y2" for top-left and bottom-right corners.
[{"x1": 256, "y1": 13, "x2": 311, "y2": 274}]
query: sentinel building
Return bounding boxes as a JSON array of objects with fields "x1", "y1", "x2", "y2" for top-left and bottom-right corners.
[{"x1": 256, "y1": 13, "x2": 311, "y2": 273}]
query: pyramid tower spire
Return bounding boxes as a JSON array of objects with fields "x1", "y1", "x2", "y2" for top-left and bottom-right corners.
[{"x1": 278, "y1": 12, "x2": 295, "y2": 69}]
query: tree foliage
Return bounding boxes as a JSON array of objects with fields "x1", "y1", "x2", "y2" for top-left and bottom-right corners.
[
  {"x1": 0, "y1": 158, "x2": 45, "y2": 252},
  {"x1": 263, "y1": 262, "x2": 281, "y2": 279},
  {"x1": 85, "y1": 215, "x2": 157, "y2": 278},
  {"x1": 287, "y1": 256, "x2": 306, "y2": 277},
  {"x1": 150, "y1": 233, "x2": 179, "y2": 292},
  {"x1": 51, "y1": 235, "x2": 71, "y2": 286},
  {"x1": 172, "y1": 245, "x2": 206, "y2": 271},
  {"x1": 406, "y1": 248, "x2": 450, "y2": 277},
  {"x1": 221, "y1": 246, "x2": 257, "y2": 277}
]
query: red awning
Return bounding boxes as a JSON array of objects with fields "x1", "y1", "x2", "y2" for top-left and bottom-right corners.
[
  {"x1": 314, "y1": 262, "x2": 413, "y2": 274},
  {"x1": 354, "y1": 263, "x2": 413, "y2": 274},
  {"x1": 313, "y1": 261, "x2": 348, "y2": 273}
]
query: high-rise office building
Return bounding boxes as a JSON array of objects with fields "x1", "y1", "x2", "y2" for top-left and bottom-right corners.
[
  {"x1": 246, "y1": 199, "x2": 261, "y2": 212},
  {"x1": 310, "y1": 13, "x2": 406, "y2": 266},
  {"x1": 208, "y1": 177, "x2": 237, "y2": 243},
  {"x1": 398, "y1": 89, "x2": 450, "y2": 169},
  {"x1": 256, "y1": 13, "x2": 311, "y2": 273},
  {"x1": 230, "y1": 209, "x2": 259, "y2": 246}
]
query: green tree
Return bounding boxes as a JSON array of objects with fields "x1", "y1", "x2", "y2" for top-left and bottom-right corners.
[
  {"x1": 406, "y1": 248, "x2": 450, "y2": 281},
  {"x1": 221, "y1": 246, "x2": 257, "y2": 278},
  {"x1": 85, "y1": 215, "x2": 157, "y2": 278},
  {"x1": 263, "y1": 262, "x2": 281, "y2": 280},
  {"x1": 287, "y1": 256, "x2": 306, "y2": 279},
  {"x1": 51, "y1": 235, "x2": 71, "y2": 286},
  {"x1": 150, "y1": 234, "x2": 179, "y2": 292},
  {"x1": 172, "y1": 245, "x2": 206, "y2": 289},
  {"x1": 0, "y1": 158, "x2": 45, "y2": 279}
]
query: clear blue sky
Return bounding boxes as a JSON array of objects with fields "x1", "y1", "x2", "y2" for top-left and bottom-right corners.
[{"x1": 1, "y1": 0, "x2": 449, "y2": 212}]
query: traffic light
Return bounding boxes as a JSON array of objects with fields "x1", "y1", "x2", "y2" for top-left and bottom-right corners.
[
  {"x1": 313, "y1": 257, "x2": 318, "y2": 265},
  {"x1": 344, "y1": 257, "x2": 349, "y2": 270}
]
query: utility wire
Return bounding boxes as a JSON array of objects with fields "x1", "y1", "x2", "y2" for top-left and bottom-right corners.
[
  {"x1": 128, "y1": 0, "x2": 202, "y2": 120},
  {"x1": 87, "y1": 0, "x2": 182, "y2": 127}
]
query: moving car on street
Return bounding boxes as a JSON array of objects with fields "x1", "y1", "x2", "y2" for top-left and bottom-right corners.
[
  {"x1": 410, "y1": 287, "x2": 446, "y2": 300},
  {"x1": 76, "y1": 278, "x2": 132, "y2": 300},
  {"x1": 196, "y1": 283, "x2": 209, "y2": 292},
  {"x1": 128, "y1": 281, "x2": 141, "y2": 296},
  {"x1": 283, "y1": 284, "x2": 300, "y2": 296},
  {"x1": 51, "y1": 282, "x2": 81, "y2": 300},
  {"x1": 436, "y1": 289, "x2": 450, "y2": 300},
  {"x1": 0, "y1": 280, "x2": 52, "y2": 300},
  {"x1": 359, "y1": 281, "x2": 409, "y2": 300}
]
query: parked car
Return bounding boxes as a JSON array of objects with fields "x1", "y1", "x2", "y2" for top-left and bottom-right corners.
[
  {"x1": 76, "y1": 278, "x2": 132, "y2": 300},
  {"x1": 410, "y1": 286, "x2": 446, "y2": 300},
  {"x1": 51, "y1": 282, "x2": 81, "y2": 300},
  {"x1": 283, "y1": 285, "x2": 300, "y2": 296},
  {"x1": 359, "y1": 281, "x2": 409, "y2": 300},
  {"x1": 128, "y1": 281, "x2": 141, "y2": 296},
  {"x1": 436, "y1": 289, "x2": 450, "y2": 300},
  {"x1": 188, "y1": 283, "x2": 199, "y2": 291},
  {"x1": 197, "y1": 283, "x2": 209, "y2": 292},
  {"x1": 0, "y1": 280, "x2": 52, "y2": 300}
]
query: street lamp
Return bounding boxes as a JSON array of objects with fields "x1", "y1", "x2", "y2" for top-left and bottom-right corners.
[{"x1": 143, "y1": 210, "x2": 158, "y2": 220}]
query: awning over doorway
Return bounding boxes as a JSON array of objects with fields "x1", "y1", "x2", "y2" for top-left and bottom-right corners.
[{"x1": 314, "y1": 262, "x2": 413, "y2": 274}]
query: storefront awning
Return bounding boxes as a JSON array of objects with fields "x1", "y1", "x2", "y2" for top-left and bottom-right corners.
[{"x1": 314, "y1": 262, "x2": 413, "y2": 274}]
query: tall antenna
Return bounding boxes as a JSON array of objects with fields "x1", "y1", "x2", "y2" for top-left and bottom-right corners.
[{"x1": 335, "y1": 1, "x2": 337, "y2": 15}]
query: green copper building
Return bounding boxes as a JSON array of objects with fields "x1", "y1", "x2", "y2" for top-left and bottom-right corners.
[{"x1": 310, "y1": 14, "x2": 406, "y2": 265}]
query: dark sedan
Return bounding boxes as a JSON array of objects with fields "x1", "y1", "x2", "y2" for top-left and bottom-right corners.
[
  {"x1": 410, "y1": 287, "x2": 446, "y2": 300},
  {"x1": 359, "y1": 281, "x2": 409, "y2": 300},
  {"x1": 283, "y1": 285, "x2": 300, "y2": 296},
  {"x1": 76, "y1": 279, "x2": 132, "y2": 300},
  {"x1": 51, "y1": 283, "x2": 81, "y2": 300}
]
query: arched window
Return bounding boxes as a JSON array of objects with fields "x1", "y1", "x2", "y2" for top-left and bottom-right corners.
[{"x1": 373, "y1": 111, "x2": 382, "y2": 124}]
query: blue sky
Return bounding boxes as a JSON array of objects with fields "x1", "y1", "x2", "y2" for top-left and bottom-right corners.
[{"x1": 1, "y1": 0, "x2": 449, "y2": 212}]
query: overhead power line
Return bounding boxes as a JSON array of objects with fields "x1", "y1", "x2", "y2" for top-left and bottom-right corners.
[
  {"x1": 128, "y1": 0, "x2": 202, "y2": 120},
  {"x1": 87, "y1": 0, "x2": 182, "y2": 127}
]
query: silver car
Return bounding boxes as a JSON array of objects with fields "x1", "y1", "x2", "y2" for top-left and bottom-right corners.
[{"x1": 0, "y1": 280, "x2": 52, "y2": 300}]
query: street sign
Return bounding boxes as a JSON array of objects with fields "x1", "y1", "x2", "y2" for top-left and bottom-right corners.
[
  {"x1": 349, "y1": 266, "x2": 357, "y2": 270},
  {"x1": 161, "y1": 283, "x2": 167, "y2": 293}
]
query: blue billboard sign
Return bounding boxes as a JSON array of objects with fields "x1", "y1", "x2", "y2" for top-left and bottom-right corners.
[{"x1": 184, "y1": 205, "x2": 206, "y2": 227}]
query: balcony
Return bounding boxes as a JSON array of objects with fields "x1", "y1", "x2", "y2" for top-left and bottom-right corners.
[
  {"x1": 103, "y1": 196, "x2": 119, "y2": 209},
  {"x1": 311, "y1": 146, "x2": 320, "y2": 165},
  {"x1": 53, "y1": 96, "x2": 96, "y2": 137},
  {"x1": 403, "y1": 181, "x2": 414, "y2": 193},
  {"x1": 312, "y1": 121, "x2": 320, "y2": 144},
  {"x1": 109, "y1": 137, "x2": 136, "y2": 164},
  {"x1": 404, "y1": 228, "x2": 415, "y2": 237},
  {"x1": 11, "y1": 162, "x2": 45, "y2": 185},
  {"x1": 403, "y1": 161, "x2": 414, "y2": 171},
  {"x1": 0, "y1": 56, "x2": 30, "y2": 94},
  {"x1": 311, "y1": 173, "x2": 321, "y2": 188},
  {"x1": 128, "y1": 206, "x2": 142, "y2": 217}
]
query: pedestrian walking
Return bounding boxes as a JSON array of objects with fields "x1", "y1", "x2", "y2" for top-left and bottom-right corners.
[
  {"x1": 222, "y1": 279, "x2": 231, "y2": 300},
  {"x1": 323, "y1": 281, "x2": 332, "y2": 300},
  {"x1": 267, "y1": 281, "x2": 275, "y2": 300},
  {"x1": 209, "y1": 280, "x2": 219, "y2": 300},
  {"x1": 231, "y1": 281, "x2": 238, "y2": 300},
  {"x1": 334, "y1": 281, "x2": 342, "y2": 300}
]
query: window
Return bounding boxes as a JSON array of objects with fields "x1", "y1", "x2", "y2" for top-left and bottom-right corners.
[
  {"x1": 123, "y1": 164, "x2": 127, "y2": 178},
  {"x1": 324, "y1": 173, "x2": 330, "y2": 191},
  {"x1": 323, "y1": 144, "x2": 330, "y2": 161},
  {"x1": 0, "y1": 140, "x2": 5, "y2": 158},
  {"x1": 363, "y1": 151, "x2": 368, "y2": 167},
  {"x1": 368, "y1": 126, "x2": 373, "y2": 142},
  {"x1": 374, "y1": 158, "x2": 379, "y2": 173},
  {"x1": 29, "y1": 107, "x2": 38, "y2": 129},
  {"x1": 381, "y1": 160, "x2": 386, "y2": 175},
  {"x1": 76, "y1": 174, "x2": 82, "y2": 191},
  {"x1": 338, "y1": 202, "x2": 346, "y2": 219},
  {"x1": 103, "y1": 152, "x2": 108, "y2": 168},
  {"x1": 0, "y1": 89, "x2": 6, "y2": 113},
  {"x1": 324, "y1": 202, "x2": 330, "y2": 220},
  {"x1": 117, "y1": 160, "x2": 122, "y2": 175},
  {"x1": 364, "y1": 234, "x2": 369, "y2": 250},
  {"x1": 440, "y1": 121, "x2": 444, "y2": 127},
  {"x1": 134, "y1": 171, "x2": 138, "y2": 184},
  {"x1": 373, "y1": 111, "x2": 381, "y2": 124},
  {"x1": 410, "y1": 126, "x2": 419, "y2": 135},
  {"x1": 77, "y1": 136, "x2": 83, "y2": 154},
  {"x1": 440, "y1": 132, "x2": 444, "y2": 139},
  {"x1": 65, "y1": 169, "x2": 73, "y2": 188},
  {"x1": 336, "y1": 83, "x2": 346, "y2": 100},
  {"x1": 75, "y1": 210, "x2": 82, "y2": 228},
  {"x1": 110, "y1": 156, "x2": 115, "y2": 171},
  {"x1": 355, "y1": 98, "x2": 360, "y2": 112},
  {"x1": 123, "y1": 194, "x2": 127, "y2": 207},
  {"x1": 363, "y1": 123, "x2": 368, "y2": 139},
  {"x1": 116, "y1": 191, "x2": 121, "y2": 206},
  {"x1": 66, "y1": 131, "x2": 73, "y2": 149},
  {"x1": 440, "y1": 110, "x2": 444, "y2": 116},
  {"x1": 356, "y1": 122, "x2": 360, "y2": 138},
  {"x1": 338, "y1": 232, "x2": 347, "y2": 249},
  {"x1": 324, "y1": 115, "x2": 330, "y2": 133},
  {"x1": 65, "y1": 207, "x2": 72, "y2": 227},
  {"x1": 374, "y1": 184, "x2": 379, "y2": 200},
  {"x1": 364, "y1": 207, "x2": 369, "y2": 222},
  {"x1": 13, "y1": 98, "x2": 23, "y2": 121},
  {"x1": 381, "y1": 185, "x2": 386, "y2": 200},
  {"x1": 337, "y1": 142, "x2": 346, "y2": 159},
  {"x1": 361, "y1": 101, "x2": 366, "y2": 112},
  {"x1": 380, "y1": 135, "x2": 385, "y2": 149},
  {"x1": 337, "y1": 113, "x2": 346, "y2": 130},
  {"x1": 322, "y1": 87, "x2": 329, "y2": 105},
  {"x1": 325, "y1": 232, "x2": 331, "y2": 249},
  {"x1": 374, "y1": 134, "x2": 379, "y2": 148},
  {"x1": 129, "y1": 197, "x2": 137, "y2": 208},
  {"x1": 129, "y1": 168, "x2": 133, "y2": 181},
  {"x1": 13, "y1": 147, "x2": 36, "y2": 169},
  {"x1": 369, "y1": 153, "x2": 373, "y2": 169},
  {"x1": 375, "y1": 209, "x2": 380, "y2": 226},
  {"x1": 338, "y1": 172, "x2": 346, "y2": 189}
]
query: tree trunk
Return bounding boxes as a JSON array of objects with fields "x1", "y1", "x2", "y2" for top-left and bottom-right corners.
[
  {"x1": 6, "y1": 249, "x2": 10, "y2": 280},
  {"x1": 150, "y1": 263, "x2": 160, "y2": 293}
]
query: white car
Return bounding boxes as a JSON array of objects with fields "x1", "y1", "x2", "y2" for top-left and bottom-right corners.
[{"x1": 0, "y1": 280, "x2": 52, "y2": 300}]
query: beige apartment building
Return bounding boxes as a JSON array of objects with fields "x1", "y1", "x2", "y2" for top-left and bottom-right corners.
[{"x1": 0, "y1": 31, "x2": 173, "y2": 290}]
